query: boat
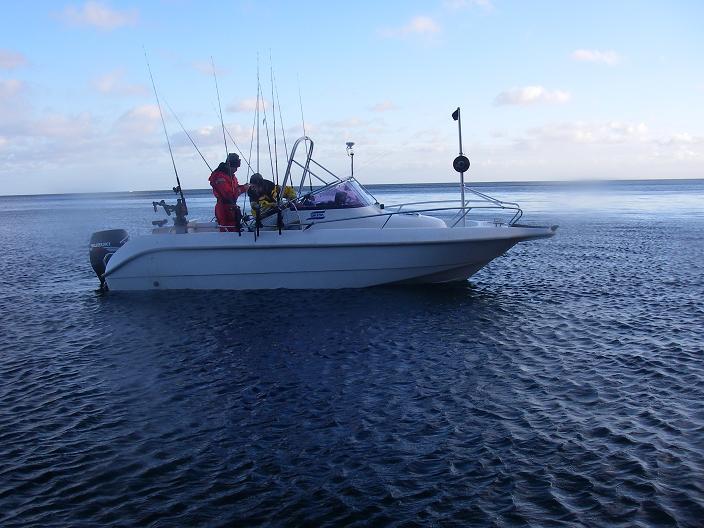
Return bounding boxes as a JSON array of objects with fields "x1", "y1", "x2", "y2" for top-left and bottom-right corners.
[{"x1": 89, "y1": 127, "x2": 556, "y2": 291}]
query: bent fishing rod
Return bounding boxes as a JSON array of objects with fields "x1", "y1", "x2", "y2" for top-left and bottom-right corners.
[
  {"x1": 164, "y1": 100, "x2": 213, "y2": 172},
  {"x1": 207, "y1": 100, "x2": 255, "y2": 174},
  {"x1": 144, "y1": 48, "x2": 188, "y2": 215},
  {"x1": 211, "y1": 56, "x2": 229, "y2": 159}
]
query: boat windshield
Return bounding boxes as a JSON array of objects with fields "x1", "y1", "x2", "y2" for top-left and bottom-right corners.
[{"x1": 298, "y1": 179, "x2": 376, "y2": 210}]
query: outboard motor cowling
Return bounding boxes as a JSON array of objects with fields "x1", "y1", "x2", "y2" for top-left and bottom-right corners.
[{"x1": 89, "y1": 229, "x2": 129, "y2": 286}]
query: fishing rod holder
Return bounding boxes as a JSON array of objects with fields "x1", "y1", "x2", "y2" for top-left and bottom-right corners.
[{"x1": 152, "y1": 199, "x2": 188, "y2": 227}]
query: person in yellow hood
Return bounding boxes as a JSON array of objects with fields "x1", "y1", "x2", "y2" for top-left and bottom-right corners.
[{"x1": 247, "y1": 173, "x2": 296, "y2": 217}]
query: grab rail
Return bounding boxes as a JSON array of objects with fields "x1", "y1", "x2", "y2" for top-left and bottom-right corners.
[
  {"x1": 246, "y1": 186, "x2": 522, "y2": 232},
  {"x1": 288, "y1": 204, "x2": 519, "y2": 230},
  {"x1": 273, "y1": 136, "x2": 524, "y2": 230},
  {"x1": 384, "y1": 186, "x2": 523, "y2": 226},
  {"x1": 280, "y1": 136, "x2": 345, "y2": 198}
]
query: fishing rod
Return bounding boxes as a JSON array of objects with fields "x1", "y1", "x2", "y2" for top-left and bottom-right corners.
[
  {"x1": 224, "y1": 125, "x2": 251, "y2": 221},
  {"x1": 247, "y1": 102, "x2": 257, "y2": 179},
  {"x1": 256, "y1": 55, "x2": 260, "y2": 173},
  {"x1": 208, "y1": 101, "x2": 255, "y2": 173},
  {"x1": 269, "y1": 50, "x2": 279, "y2": 187},
  {"x1": 143, "y1": 48, "x2": 187, "y2": 215},
  {"x1": 165, "y1": 99, "x2": 213, "y2": 172},
  {"x1": 223, "y1": 123, "x2": 255, "y2": 173},
  {"x1": 211, "y1": 56, "x2": 229, "y2": 158},
  {"x1": 211, "y1": 62, "x2": 250, "y2": 228},
  {"x1": 261, "y1": 81, "x2": 276, "y2": 185},
  {"x1": 297, "y1": 73, "x2": 307, "y2": 138},
  {"x1": 268, "y1": 52, "x2": 282, "y2": 233},
  {"x1": 273, "y1": 70, "x2": 289, "y2": 161},
  {"x1": 297, "y1": 74, "x2": 312, "y2": 192}
]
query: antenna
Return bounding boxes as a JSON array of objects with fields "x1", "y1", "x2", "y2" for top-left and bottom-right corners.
[
  {"x1": 346, "y1": 141, "x2": 355, "y2": 177},
  {"x1": 143, "y1": 48, "x2": 187, "y2": 217},
  {"x1": 211, "y1": 56, "x2": 228, "y2": 159}
]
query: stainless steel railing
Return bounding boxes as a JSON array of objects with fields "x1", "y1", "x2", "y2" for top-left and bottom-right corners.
[{"x1": 272, "y1": 137, "x2": 525, "y2": 230}]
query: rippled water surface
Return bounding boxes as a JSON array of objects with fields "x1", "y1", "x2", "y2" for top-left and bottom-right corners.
[{"x1": 1, "y1": 180, "x2": 703, "y2": 526}]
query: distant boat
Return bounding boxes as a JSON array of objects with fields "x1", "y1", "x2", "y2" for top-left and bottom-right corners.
[{"x1": 89, "y1": 131, "x2": 556, "y2": 291}]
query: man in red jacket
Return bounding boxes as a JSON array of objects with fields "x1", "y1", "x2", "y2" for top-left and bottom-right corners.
[{"x1": 209, "y1": 153, "x2": 249, "y2": 232}]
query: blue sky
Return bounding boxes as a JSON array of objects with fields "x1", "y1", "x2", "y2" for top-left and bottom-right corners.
[{"x1": 1, "y1": 0, "x2": 703, "y2": 194}]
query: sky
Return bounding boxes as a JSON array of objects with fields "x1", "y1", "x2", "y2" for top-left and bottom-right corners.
[{"x1": 1, "y1": 0, "x2": 703, "y2": 195}]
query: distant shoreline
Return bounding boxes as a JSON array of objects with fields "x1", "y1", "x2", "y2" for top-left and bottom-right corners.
[{"x1": 1, "y1": 177, "x2": 702, "y2": 199}]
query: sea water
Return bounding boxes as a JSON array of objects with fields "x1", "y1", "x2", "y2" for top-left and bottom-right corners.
[{"x1": 0, "y1": 180, "x2": 702, "y2": 526}]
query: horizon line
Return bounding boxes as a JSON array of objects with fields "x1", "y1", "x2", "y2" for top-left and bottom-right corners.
[{"x1": 0, "y1": 176, "x2": 702, "y2": 198}]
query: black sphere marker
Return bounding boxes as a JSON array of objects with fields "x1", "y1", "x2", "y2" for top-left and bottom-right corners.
[
  {"x1": 453, "y1": 155, "x2": 470, "y2": 173},
  {"x1": 452, "y1": 107, "x2": 468, "y2": 225}
]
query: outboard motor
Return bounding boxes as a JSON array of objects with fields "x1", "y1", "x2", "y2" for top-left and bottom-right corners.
[{"x1": 89, "y1": 229, "x2": 129, "y2": 288}]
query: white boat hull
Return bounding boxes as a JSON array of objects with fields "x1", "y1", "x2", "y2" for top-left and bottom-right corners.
[{"x1": 103, "y1": 225, "x2": 555, "y2": 291}]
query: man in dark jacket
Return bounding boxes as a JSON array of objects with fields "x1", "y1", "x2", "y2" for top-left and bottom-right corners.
[
  {"x1": 247, "y1": 173, "x2": 296, "y2": 217},
  {"x1": 209, "y1": 153, "x2": 248, "y2": 232}
]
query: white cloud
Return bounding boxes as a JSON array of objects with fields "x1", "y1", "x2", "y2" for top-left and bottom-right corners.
[
  {"x1": 286, "y1": 123, "x2": 317, "y2": 137},
  {"x1": 113, "y1": 104, "x2": 161, "y2": 135},
  {"x1": 520, "y1": 121, "x2": 649, "y2": 145},
  {"x1": 172, "y1": 123, "x2": 250, "y2": 150},
  {"x1": 655, "y1": 132, "x2": 704, "y2": 160},
  {"x1": 369, "y1": 101, "x2": 398, "y2": 112},
  {"x1": 93, "y1": 70, "x2": 147, "y2": 96},
  {"x1": 0, "y1": 49, "x2": 27, "y2": 70},
  {"x1": 0, "y1": 79, "x2": 31, "y2": 133},
  {"x1": 0, "y1": 91, "x2": 96, "y2": 149},
  {"x1": 59, "y1": 1, "x2": 138, "y2": 30},
  {"x1": 380, "y1": 16, "x2": 441, "y2": 38},
  {"x1": 571, "y1": 49, "x2": 620, "y2": 66},
  {"x1": 0, "y1": 79, "x2": 25, "y2": 98},
  {"x1": 35, "y1": 112, "x2": 95, "y2": 139},
  {"x1": 193, "y1": 125, "x2": 218, "y2": 142},
  {"x1": 494, "y1": 86, "x2": 571, "y2": 106},
  {"x1": 475, "y1": 120, "x2": 704, "y2": 181},
  {"x1": 226, "y1": 97, "x2": 269, "y2": 113},
  {"x1": 0, "y1": 91, "x2": 246, "y2": 194},
  {"x1": 322, "y1": 118, "x2": 369, "y2": 129},
  {"x1": 191, "y1": 60, "x2": 230, "y2": 76},
  {"x1": 658, "y1": 132, "x2": 702, "y2": 145},
  {"x1": 444, "y1": 0, "x2": 493, "y2": 10}
]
